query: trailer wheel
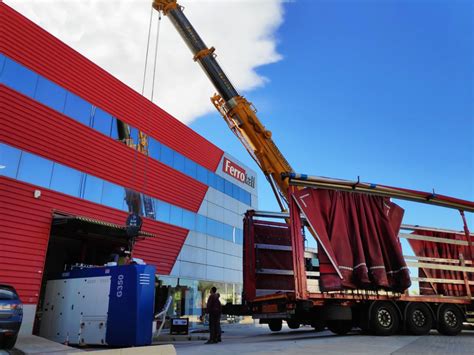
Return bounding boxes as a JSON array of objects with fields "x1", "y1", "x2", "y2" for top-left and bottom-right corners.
[
  {"x1": 327, "y1": 320, "x2": 352, "y2": 335},
  {"x1": 268, "y1": 319, "x2": 282, "y2": 332},
  {"x1": 406, "y1": 303, "x2": 433, "y2": 335},
  {"x1": 370, "y1": 302, "x2": 400, "y2": 336},
  {"x1": 311, "y1": 320, "x2": 326, "y2": 332},
  {"x1": 286, "y1": 320, "x2": 300, "y2": 329},
  {"x1": 437, "y1": 304, "x2": 463, "y2": 336}
]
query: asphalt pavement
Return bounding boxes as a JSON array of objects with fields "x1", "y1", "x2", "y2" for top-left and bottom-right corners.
[{"x1": 3, "y1": 324, "x2": 474, "y2": 354}]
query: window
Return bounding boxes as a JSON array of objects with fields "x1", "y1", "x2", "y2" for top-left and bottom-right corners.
[
  {"x1": 35, "y1": 77, "x2": 67, "y2": 113},
  {"x1": 196, "y1": 214, "x2": 207, "y2": 234},
  {"x1": 129, "y1": 126, "x2": 139, "y2": 144},
  {"x1": 63, "y1": 92, "x2": 92, "y2": 127},
  {"x1": 235, "y1": 228, "x2": 243, "y2": 244},
  {"x1": 215, "y1": 175, "x2": 225, "y2": 193},
  {"x1": 182, "y1": 209, "x2": 196, "y2": 230},
  {"x1": 148, "y1": 138, "x2": 161, "y2": 160},
  {"x1": 184, "y1": 158, "x2": 197, "y2": 179},
  {"x1": 82, "y1": 174, "x2": 104, "y2": 204},
  {"x1": 223, "y1": 224, "x2": 234, "y2": 242},
  {"x1": 240, "y1": 189, "x2": 251, "y2": 205},
  {"x1": 156, "y1": 200, "x2": 171, "y2": 224},
  {"x1": 0, "y1": 54, "x2": 6, "y2": 76},
  {"x1": 142, "y1": 195, "x2": 156, "y2": 219},
  {"x1": 161, "y1": 145, "x2": 174, "y2": 166},
  {"x1": 170, "y1": 205, "x2": 183, "y2": 226},
  {"x1": 50, "y1": 163, "x2": 82, "y2": 197},
  {"x1": 196, "y1": 165, "x2": 208, "y2": 185},
  {"x1": 91, "y1": 107, "x2": 113, "y2": 137},
  {"x1": 232, "y1": 183, "x2": 240, "y2": 199},
  {"x1": 1, "y1": 57, "x2": 38, "y2": 97},
  {"x1": 173, "y1": 152, "x2": 185, "y2": 173},
  {"x1": 207, "y1": 171, "x2": 217, "y2": 189},
  {"x1": 101, "y1": 181, "x2": 125, "y2": 210},
  {"x1": 224, "y1": 179, "x2": 233, "y2": 196},
  {"x1": 207, "y1": 218, "x2": 223, "y2": 238},
  {"x1": 110, "y1": 118, "x2": 119, "y2": 140},
  {"x1": 17, "y1": 151, "x2": 53, "y2": 188},
  {"x1": 0, "y1": 143, "x2": 21, "y2": 178}
]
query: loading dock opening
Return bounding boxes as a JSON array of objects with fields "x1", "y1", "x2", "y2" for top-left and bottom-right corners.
[{"x1": 33, "y1": 212, "x2": 154, "y2": 336}]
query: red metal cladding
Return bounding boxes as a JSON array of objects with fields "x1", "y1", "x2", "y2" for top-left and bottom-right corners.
[
  {"x1": 0, "y1": 85, "x2": 207, "y2": 212},
  {"x1": 0, "y1": 177, "x2": 189, "y2": 304},
  {"x1": 0, "y1": 3, "x2": 224, "y2": 172}
]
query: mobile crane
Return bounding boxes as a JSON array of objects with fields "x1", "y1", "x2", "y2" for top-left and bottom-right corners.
[{"x1": 151, "y1": 0, "x2": 474, "y2": 336}]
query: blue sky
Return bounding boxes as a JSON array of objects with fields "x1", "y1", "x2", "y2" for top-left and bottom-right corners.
[{"x1": 190, "y1": 0, "x2": 473, "y2": 232}]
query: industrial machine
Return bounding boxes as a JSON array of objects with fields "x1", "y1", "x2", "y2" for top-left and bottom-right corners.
[{"x1": 39, "y1": 264, "x2": 155, "y2": 347}]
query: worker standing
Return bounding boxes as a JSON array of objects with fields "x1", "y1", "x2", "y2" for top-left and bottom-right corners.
[{"x1": 205, "y1": 287, "x2": 221, "y2": 344}]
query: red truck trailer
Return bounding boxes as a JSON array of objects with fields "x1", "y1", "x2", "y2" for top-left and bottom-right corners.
[{"x1": 233, "y1": 179, "x2": 474, "y2": 336}]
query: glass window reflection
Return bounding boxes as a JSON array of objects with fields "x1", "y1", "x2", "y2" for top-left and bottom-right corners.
[
  {"x1": 63, "y1": 92, "x2": 92, "y2": 127},
  {"x1": 170, "y1": 205, "x2": 183, "y2": 226},
  {"x1": 35, "y1": 77, "x2": 67, "y2": 112},
  {"x1": 91, "y1": 107, "x2": 112, "y2": 137},
  {"x1": 17, "y1": 151, "x2": 53, "y2": 188},
  {"x1": 196, "y1": 166, "x2": 207, "y2": 185},
  {"x1": 184, "y1": 158, "x2": 197, "y2": 179},
  {"x1": 129, "y1": 126, "x2": 139, "y2": 144},
  {"x1": 161, "y1": 145, "x2": 174, "y2": 166},
  {"x1": 173, "y1": 152, "x2": 185, "y2": 172},
  {"x1": 224, "y1": 179, "x2": 233, "y2": 195},
  {"x1": 156, "y1": 200, "x2": 171, "y2": 223},
  {"x1": 215, "y1": 175, "x2": 225, "y2": 193},
  {"x1": 196, "y1": 214, "x2": 207, "y2": 234},
  {"x1": 50, "y1": 163, "x2": 82, "y2": 197},
  {"x1": 0, "y1": 54, "x2": 5, "y2": 75},
  {"x1": 101, "y1": 181, "x2": 125, "y2": 210},
  {"x1": 1, "y1": 57, "x2": 38, "y2": 97},
  {"x1": 149, "y1": 138, "x2": 161, "y2": 160},
  {"x1": 0, "y1": 143, "x2": 21, "y2": 178},
  {"x1": 82, "y1": 174, "x2": 104, "y2": 204},
  {"x1": 110, "y1": 118, "x2": 119, "y2": 140},
  {"x1": 182, "y1": 209, "x2": 196, "y2": 230}
]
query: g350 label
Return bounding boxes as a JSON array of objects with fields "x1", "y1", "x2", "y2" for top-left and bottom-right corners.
[{"x1": 116, "y1": 274, "x2": 124, "y2": 297}]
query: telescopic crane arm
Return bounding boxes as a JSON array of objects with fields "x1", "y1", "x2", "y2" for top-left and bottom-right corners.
[{"x1": 152, "y1": 0, "x2": 293, "y2": 211}]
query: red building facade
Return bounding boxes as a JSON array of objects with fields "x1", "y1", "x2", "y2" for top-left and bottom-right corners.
[{"x1": 1, "y1": 3, "x2": 257, "y2": 333}]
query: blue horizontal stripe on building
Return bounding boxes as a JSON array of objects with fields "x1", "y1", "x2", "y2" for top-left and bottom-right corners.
[{"x1": 0, "y1": 142, "x2": 244, "y2": 244}]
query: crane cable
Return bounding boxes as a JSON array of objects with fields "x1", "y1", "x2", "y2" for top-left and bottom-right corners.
[{"x1": 141, "y1": 8, "x2": 162, "y2": 208}]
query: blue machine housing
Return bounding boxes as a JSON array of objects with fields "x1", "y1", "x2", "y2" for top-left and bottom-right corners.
[
  {"x1": 107, "y1": 265, "x2": 155, "y2": 346},
  {"x1": 42, "y1": 264, "x2": 155, "y2": 347}
]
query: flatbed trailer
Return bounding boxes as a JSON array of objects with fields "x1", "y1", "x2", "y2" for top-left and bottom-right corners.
[{"x1": 228, "y1": 191, "x2": 474, "y2": 336}]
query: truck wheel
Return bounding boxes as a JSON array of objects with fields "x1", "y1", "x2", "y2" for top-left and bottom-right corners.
[
  {"x1": 286, "y1": 320, "x2": 300, "y2": 329},
  {"x1": 437, "y1": 304, "x2": 463, "y2": 336},
  {"x1": 370, "y1": 302, "x2": 400, "y2": 336},
  {"x1": 268, "y1": 319, "x2": 282, "y2": 332},
  {"x1": 406, "y1": 303, "x2": 433, "y2": 335},
  {"x1": 311, "y1": 320, "x2": 326, "y2": 332},
  {"x1": 327, "y1": 320, "x2": 352, "y2": 335}
]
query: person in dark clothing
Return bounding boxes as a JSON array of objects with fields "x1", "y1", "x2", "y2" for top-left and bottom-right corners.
[{"x1": 205, "y1": 286, "x2": 221, "y2": 344}]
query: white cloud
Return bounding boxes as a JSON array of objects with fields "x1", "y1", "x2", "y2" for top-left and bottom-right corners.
[{"x1": 5, "y1": 0, "x2": 284, "y2": 124}]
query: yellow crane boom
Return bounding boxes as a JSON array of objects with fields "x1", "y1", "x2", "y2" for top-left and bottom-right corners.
[{"x1": 152, "y1": 0, "x2": 293, "y2": 211}]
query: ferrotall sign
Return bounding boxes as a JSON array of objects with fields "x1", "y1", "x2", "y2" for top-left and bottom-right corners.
[{"x1": 223, "y1": 157, "x2": 255, "y2": 188}]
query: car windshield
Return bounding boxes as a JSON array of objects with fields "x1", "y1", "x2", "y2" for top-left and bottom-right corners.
[{"x1": 0, "y1": 288, "x2": 18, "y2": 300}]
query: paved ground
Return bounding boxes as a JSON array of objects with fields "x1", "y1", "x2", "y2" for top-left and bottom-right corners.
[
  {"x1": 157, "y1": 324, "x2": 474, "y2": 355},
  {"x1": 3, "y1": 324, "x2": 474, "y2": 354}
]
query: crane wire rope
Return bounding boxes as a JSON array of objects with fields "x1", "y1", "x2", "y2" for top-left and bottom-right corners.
[{"x1": 141, "y1": 9, "x2": 162, "y2": 215}]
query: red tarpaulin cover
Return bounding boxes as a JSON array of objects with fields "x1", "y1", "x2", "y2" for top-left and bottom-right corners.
[
  {"x1": 293, "y1": 188, "x2": 411, "y2": 292},
  {"x1": 409, "y1": 230, "x2": 473, "y2": 297}
]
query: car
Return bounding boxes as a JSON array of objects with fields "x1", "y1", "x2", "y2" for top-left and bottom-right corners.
[{"x1": 0, "y1": 285, "x2": 23, "y2": 350}]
